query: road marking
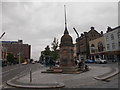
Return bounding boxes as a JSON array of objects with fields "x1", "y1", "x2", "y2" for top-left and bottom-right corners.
[
  {"x1": 2, "y1": 73, "x2": 10, "y2": 78},
  {"x1": 1, "y1": 64, "x2": 42, "y2": 88},
  {"x1": 1, "y1": 68, "x2": 18, "y2": 74},
  {"x1": 0, "y1": 65, "x2": 24, "y2": 75},
  {"x1": 2, "y1": 66, "x2": 30, "y2": 89}
]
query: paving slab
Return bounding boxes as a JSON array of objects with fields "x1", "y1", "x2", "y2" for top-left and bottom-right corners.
[{"x1": 7, "y1": 65, "x2": 119, "y2": 88}]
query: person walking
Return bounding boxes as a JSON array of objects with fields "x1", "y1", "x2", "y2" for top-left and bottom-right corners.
[{"x1": 78, "y1": 58, "x2": 84, "y2": 68}]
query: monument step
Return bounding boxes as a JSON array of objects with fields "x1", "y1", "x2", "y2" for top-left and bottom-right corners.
[
  {"x1": 62, "y1": 71, "x2": 82, "y2": 74},
  {"x1": 41, "y1": 70, "x2": 62, "y2": 73}
]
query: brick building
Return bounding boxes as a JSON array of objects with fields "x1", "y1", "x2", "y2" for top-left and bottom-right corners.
[
  {"x1": 2, "y1": 40, "x2": 31, "y2": 61},
  {"x1": 76, "y1": 27, "x2": 103, "y2": 60}
]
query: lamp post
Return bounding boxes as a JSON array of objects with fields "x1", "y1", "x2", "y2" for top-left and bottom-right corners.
[
  {"x1": 0, "y1": 32, "x2": 5, "y2": 39},
  {"x1": 0, "y1": 32, "x2": 6, "y2": 67},
  {"x1": 73, "y1": 27, "x2": 80, "y2": 60},
  {"x1": 18, "y1": 52, "x2": 21, "y2": 64}
]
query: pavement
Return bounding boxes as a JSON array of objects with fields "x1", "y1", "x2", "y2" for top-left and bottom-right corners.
[{"x1": 6, "y1": 64, "x2": 119, "y2": 89}]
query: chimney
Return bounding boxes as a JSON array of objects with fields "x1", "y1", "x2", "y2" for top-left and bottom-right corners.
[
  {"x1": 107, "y1": 26, "x2": 112, "y2": 32},
  {"x1": 101, "y1": 31, "x2": 103, "y2": 35},
  {"x1": 91, "y1": 27, "x2": 94, "y2": 30},
  {"x1": 18, "y1": 40, "x2": 23, "y2": 44}
]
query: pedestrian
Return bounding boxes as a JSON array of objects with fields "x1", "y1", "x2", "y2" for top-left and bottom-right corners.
[
  {"x1": 78, "y1": 58, "x2": 84, "y2": 68},
  {"x1": 77, "y1": 59, "x2": 80, "y2": 65},
  {"x1": 49, "y1": 58, "x2": 53, "y2": 69},
  {"x1": 85, "y1": 64, "x2": 89, "y2": 71},
  {"x1": 75, "y1": 60, "x2": 77, "y2": 65}
]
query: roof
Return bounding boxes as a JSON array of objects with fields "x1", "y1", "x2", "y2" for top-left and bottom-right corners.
[
  {"x1": 2, "y1": 40, "x2": 23, "y2": 44},
  {"x1": 107, "y1": 26, "x2": 120, "y2": 33}
]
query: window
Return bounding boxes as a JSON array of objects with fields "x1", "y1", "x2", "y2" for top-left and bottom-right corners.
[
  {"x1": 106, "y1": 36, "x2": 109, "y2": 41},
  {"x1": 98, "y1": 42, "x2": 104, "y2": 52},
  {"x1": 91, "y1": 44, "x2": 95, "y2": 53},
  {"x1": 118, "y1": 32, "x2": 120, "y2": 39},
  {"x1": 111, "y1": 34, "x2": 114, "y2": 40},
  {"x1": 119, "y1": 42, "x2": 120, "y2": 48},
  {"x1": 112, "y1": 43, "x2": 115, "y2": 49},
  {"x1": 107, "y1": 44, "x2": 110, "y2": 50},
  {"x1": 91, "y1": 44, "x2": 95, "y2": 47}
]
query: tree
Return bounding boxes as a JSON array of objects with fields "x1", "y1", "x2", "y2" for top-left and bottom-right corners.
[
  {"x1": 39, "y1": 54, "x2": 44, "y2": 63},
  {"x1": 51, "y1": 51, "x2": 58, "y2": 61},
  {"x1": 20, "y1": 58, "x2": 24, "y2": 63},
  {"x1": 7, "y1": 53, "x2": 14, "y2": 63},
  {"x1": 43, "y1": 45, "x2": 51, "y2": 56},
  {"x1": 51, "y1": 37, "x2": 59, "y2": 61},
  {"x1": 39, "y1": 37, "x2": 59, "y2": 64},
  {"x1": 51, "y1": 37, "x2": 59, "y2": 51}
]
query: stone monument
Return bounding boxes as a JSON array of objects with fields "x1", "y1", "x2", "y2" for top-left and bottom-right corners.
[
  {"x1": 58, "y1": 5, "x2": 80, "y2": 73},
  {"x1": 41, "y1": 5, "x2": 80, "y2": 74}
]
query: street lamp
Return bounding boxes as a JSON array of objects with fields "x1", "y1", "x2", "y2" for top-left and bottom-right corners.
[
  {"x1": 73, "y1": 27, "x2": 80, "y2": 60},
  {"x1": 18, "y1": 52, "x2": 21, "y2": 64},
  {"x1": 0, "y1": 32, "x2": 6, "y2": 58},
  {"x1": 0, "y1": 32, "x2": 5, "y2": 39}
]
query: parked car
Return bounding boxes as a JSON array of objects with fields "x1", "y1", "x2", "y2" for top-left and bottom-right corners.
[
  {"x1": 95, "y1": 58, "x2": 107, "y2": 64},
  {"x1": 22, "y1": 61, "x2": 28, "y2": 65},
  {"x1": 85, "y1": 59, "x2": 94, "y2": 63},
  {"x1": 112, "y1": 59, "x2": 117, "y2": 62}
]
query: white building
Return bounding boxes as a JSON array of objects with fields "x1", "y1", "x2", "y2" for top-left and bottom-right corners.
[{"x1": 104, "y1": 26, "x2": 120, "y2": 61}]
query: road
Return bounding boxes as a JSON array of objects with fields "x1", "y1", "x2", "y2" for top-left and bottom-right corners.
[
  {"x1": 1, "y1": 62, "x2": 119, "y2": 90},
  {"x1": 1, "y1": 63, "x2": 42, "y2": 89}
]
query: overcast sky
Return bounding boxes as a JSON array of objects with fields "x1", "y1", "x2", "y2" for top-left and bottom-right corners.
[{"x1": 1, "y1": 1, "x2": 118, "y2": 60}]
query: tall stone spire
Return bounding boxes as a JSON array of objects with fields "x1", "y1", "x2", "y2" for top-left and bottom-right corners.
[
  {"x1": 64, "y1": 5, "x2": 69, "y2": 35},
  {"x1": 41, "y1": 5, "x2": 81, "y2": 74}
]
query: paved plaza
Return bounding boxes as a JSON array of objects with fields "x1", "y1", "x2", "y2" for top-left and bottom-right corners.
[{"x1": 7, "y1": 64, "x2": 119, "y2": 88}]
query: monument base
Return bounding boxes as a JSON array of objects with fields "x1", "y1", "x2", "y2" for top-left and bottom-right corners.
[
  {"x1": 61, "y1": 66, "x2": 81, "y2": 74},
  {"x1": 41, "y1": 66, "x2": 63, "y2": 73},
  {"x1": 41, "y1": 66, "x2": 87, "y2": 74}
]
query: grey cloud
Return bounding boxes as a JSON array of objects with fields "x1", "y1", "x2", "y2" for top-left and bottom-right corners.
[{"x1": 2, "y1": 2, "x2": 118, "y2": 60}]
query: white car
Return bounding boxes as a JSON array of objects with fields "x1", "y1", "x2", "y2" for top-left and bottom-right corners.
[{"x1": 95, "y1": 58, "x2": 107, "y2": 64}]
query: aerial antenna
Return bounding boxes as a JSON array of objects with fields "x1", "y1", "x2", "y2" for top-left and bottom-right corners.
[{"x1": 73, "y1": 27, "x2": 79, "y2": 38}]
